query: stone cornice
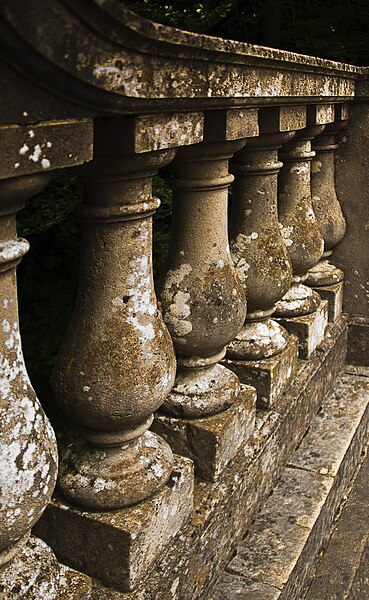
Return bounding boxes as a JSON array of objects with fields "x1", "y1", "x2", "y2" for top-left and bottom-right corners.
[{"x1": 0, "y1": 0, "x2": 366, "y2": 117}]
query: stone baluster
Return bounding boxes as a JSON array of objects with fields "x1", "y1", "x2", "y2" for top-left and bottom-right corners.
[
  {"x1": 51, "y1": 149, "x2": 179, "y2": 511},
  {"x1": 227, "y1": 110, "x2": 298, "y2": 362},
  {"x1": 306, "y1": 104, "x2": 348, "y2": 289},
  {"x1": 274, "y1": 123, "x2": 325, "y2": 319},
  {"x1": 0, "y1": 174, "x2": 60, "y2": 597},
  {"x1": 223, "y1": 107, "x2": 306, "y2": 407},
  {"x1": 159, "y1": 139, "x2": 247, "y2": 418}
]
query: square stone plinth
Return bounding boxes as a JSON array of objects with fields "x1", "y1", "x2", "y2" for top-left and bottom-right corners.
[
  {"x1": 151, "y1": 385, "x2": 256, "y2": 482},
  {"x1": 276, "y1": 300, "x2": 329, "y2": 359},
  {"x1": 34, "y1": 456, "x2": 193, "y2": 593},
  {"x1": 222, "y1": 336, "x2": 299, "y2": 409},
  {"x1": 313, "y1": 281, "x2": 344, "y2": 322}
]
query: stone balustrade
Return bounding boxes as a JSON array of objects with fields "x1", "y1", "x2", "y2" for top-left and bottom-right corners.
[{"x1": 0, "y1": 1, "x2": 369, "y2": 597}]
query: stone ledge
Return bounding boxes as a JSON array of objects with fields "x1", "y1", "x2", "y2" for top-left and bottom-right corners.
[
  {"x1": 84, "y1": 316, "x2": 347, "y2": 598},
  {"x1": 211, "y1": 369, "x2": 369, "y2": 599},
  {"x1": 151, "y1": 385, "x2": 256, "y2": 482}
]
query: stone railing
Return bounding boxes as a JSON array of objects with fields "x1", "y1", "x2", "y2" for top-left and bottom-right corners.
[{"x1": 1, "y1": 1, "x2": 369, "y2": 598}]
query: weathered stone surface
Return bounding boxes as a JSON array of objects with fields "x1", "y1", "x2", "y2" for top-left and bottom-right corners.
[
  {"x1": 53, "y1": 149, "x2": 178, "y2": 511},
  {"x1": 159, "y1": 140, "x2": 247, "y2": 419},
  {"x1": 58, "y1": 565, "x2": 92, "y2": 599},
  {"x1": 276, "y1": 299, "x2": 328, "y2": 359},
  {"x1": 0, "y1": 120, "x2": 93, "y2": 179},
  {"x1": 334, "y1": 103, "x2": 369, "y2": 319},
  {"x1": 347, "y1": 316, "x2": 369, "y2": 366},
  {"x1": 0, "y1": 536, "x2": 60, "y2": 600},
  {"x1": 223, "y1": 335, "x2": 299, "y2": 408},
  {"x1": 213, "y1": 369, "x2": 369, "y2": 600},
  {"x1": 83, "y1": 317, "x2": 347, "y2": 599},
  {"x1": 274, "y1": 283, "x2": 321, "y2": 318},
  {"x1": 229, "y1": 124, "x2": 294, "y2": 362},
  {"x1": 305, "y1": 447, "x2": 369, "y2": 600},
  {"x1": 289, "y1": 374, "x2": 369, "y2": 477},
  {"x1": 94, "y1": 113, "x2": 204, "y2": 155},
  {"x1": 0, "y1": 2, "x2": 360, "y2": 125},
  {"x1": 152, "y1": 385, "x2": 256, "y2": 481},
  {"x1": 313, "y1": 281, "x2": 344, "y2": 322},
  {"x1": 34, "y1": 456, "x2": 194, "y2": 593},
  {"x1": 226, "y1": 467, "x2": 333, "y2": 587},
  {"x1": 305, "y1": 260, "x2": 344, "y2": 287},
  {"x1": 211, "y1": 573, "x2": 280, "y2": 600},
  {"x1": 278, "y1": 126, "x2": 325, "y2": 282},
  {"x1": 204, "y1": 108, "x2": 259, "y2": 142}
]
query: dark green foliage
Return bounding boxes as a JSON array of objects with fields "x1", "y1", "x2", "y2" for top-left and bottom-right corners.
[
  {"x1": 123, "y1": 0, "x2": 236, "y2": 33},
  {"x1": 124, "y1": 0, "x2": 369, "y2": 65}
]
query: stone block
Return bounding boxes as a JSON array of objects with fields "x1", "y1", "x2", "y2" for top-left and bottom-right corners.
[
  {"x1": 34, "y1": 456, "x2": 193, "y2": 593},
  {"x1": 313, "y1": 281, "x2": 344, "y2": 322},
  {"x1": 152, "y1": 385, "x2": 256, "y2": 482},
  {"x1": 276, "y1": 300, "x2": 328, "y2": 359},
  {"x1": 222, "y1": 336, "x2": 299, "y2": 409}
]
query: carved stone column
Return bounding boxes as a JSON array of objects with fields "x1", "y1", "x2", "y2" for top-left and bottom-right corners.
[
  {"x1": 227, "y1": 132, "x2": 293, "y2": 361},
  {"x1": 306, "y1": 105, "x2": 348, "y2": 289},
  {"x1": 52, "y1": 150, "x2": 178, "y2": 511},
  {"x1": 274, "y1": 125, "x2": 325, "y2": 318},
  {"x1": 159, "y1": 140, "x2": 247, "y2": 419},
  {"x1": 222, "y1": 107, "x2": 306, "y2": 407},
  {"x1": 0, "y1": 174, "x2": 59, "y2": 597}
]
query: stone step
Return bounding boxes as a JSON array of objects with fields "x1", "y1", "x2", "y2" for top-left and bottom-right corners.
[{"x1": 210, "y1": 368, "x2": 369, "y2": 600}]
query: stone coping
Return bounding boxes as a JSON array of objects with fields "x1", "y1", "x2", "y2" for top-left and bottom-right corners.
[{"x1": 0, "y1": 1, "x2": 366, "y2": 118}]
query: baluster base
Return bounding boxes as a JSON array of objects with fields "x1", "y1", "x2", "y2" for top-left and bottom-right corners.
[
  {"x1": 226, "y1": 318, "x2": 289, "y2": 361},
  {"x1": 34, "y1": 455, "x2": 194, "y2": 593},
  {"x1": 58, "y1": 431, "x2": 173, "y2": 511},
  {"x1": 162, "y1": 355, "x2": 241, "y2": 419},
  {"x1": 153, "y1": 385, "x2": 256, "y2": 481},
  {"x1": 276, "y1": 300, "x2": 329, "y2": 359},
  {"x1": 0, "y1": 536, "x2": 60, "y2": 599},
  {"x1": 274, "y1": 284, "x2": 321, "y2": 318},
  {"x1": 223, "y1": 335, "x2": 299, "y2": 409},
  {"x1": 305, "y1": 259, "x2": 344, "y2": 287}
]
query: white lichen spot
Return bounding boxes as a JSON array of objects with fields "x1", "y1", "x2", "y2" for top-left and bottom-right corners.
[
  {"x1": 83, "y1": 386, "x2": 90, "y2": 392},
  {"x1": 19, "y1": 144, "x2": 29, "y2": 156},
  {"x1": 250, "y1": 232, "x2": 258, "y2": 240},
  {"x1": 14, "y1": 163, "x2": 20, "y2": 169},
  {"x1": 28, "y1": 144, "x2": 42, "y2": 163},
  {"x1": 0, "y1": 239, "x2": 29, "y2": 262},
  {"x1": 46, "y1": 141, "x2": 52, "y2": 148},
  {"x1": 28, "y1": 130, "x2": 35, "y2": 138},
  {"x1": 2, "y1": 320, "x2": 10, "y2": 333},
  {"x1": 41, "y1": 158, "x2": 51, "y2": 169},
  {"x1": 281, "y1": 225, "x2": 294, "y2": 247},
  {"x1": 93, "y1": 478, "x2": 114, "y2": 492},
  {"x1": 170, "y1": 577, "x2": 180, "y2": 597}
]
